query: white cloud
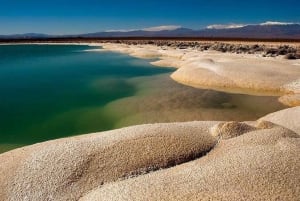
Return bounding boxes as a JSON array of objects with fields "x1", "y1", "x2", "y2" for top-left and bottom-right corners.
[
  {"x1": 104, "y1": 29, "x2": 138, "y2": 32},
  {"x1": 259, "y1": 21, "x2": 295, "y2": 26},
  {"x1": 142, "y1": 25, "x2": 181, "y2": 31},
  {"x1": 206, "y1": 24, "x2": 246, "y2": 29},
  {"x1": 206, "y1": 21, "x2": 299, "y2": 29}
]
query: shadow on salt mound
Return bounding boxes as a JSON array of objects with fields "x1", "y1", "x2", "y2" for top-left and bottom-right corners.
[
  {"x1": 130, "y1": 49, "x2": 162, "y2": 59},
  {"x1": 198, "y1": 58, "x2": 215, "y2": 64},
  {"x1": 178, "y1": 57, "x2": 223, "y2": 76},
  {"x1": 260, "y1": 106, "x2": 300, "y2": 134},
  {"x1": 256, "y1": 120, "x2": 278, "y2": 129},
  {"x1": 182, "y1": 57, "x2": 215, "y2": 64},
  {"x1": 278, "y1": 94, "x2": 300, "y2": 107},
  {"x1": 81, "y1": 126, "x2": 300, "y2": 201},
  {"x1": 150, "y1": 59, "x2": 182, "y2": 68},
  {"x1": 0, "y1": 122, "x2": 218, "y2": 201},
  {"x1": 210, "y1": 121, "x2": 257, "y2": 139}
]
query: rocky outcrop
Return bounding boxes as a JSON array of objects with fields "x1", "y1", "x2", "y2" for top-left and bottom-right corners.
[{"x1": 101, "y1": 40, "x2": 300, "y2": 59}]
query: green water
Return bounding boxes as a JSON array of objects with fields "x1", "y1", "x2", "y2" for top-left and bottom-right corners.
[
  {"x1": 0, "y1": 44, "x2": 174, "y2": 151},
  {"x1": 0, "y1": 44, "x2": 287, "y2": 153}
]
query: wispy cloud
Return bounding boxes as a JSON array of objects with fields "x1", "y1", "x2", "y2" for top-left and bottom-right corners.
[
  {"x1": 142, "y1": 25, "x2": 181, "y2": 31},
  {"x1": 206, "y1": 24, "x2": 246, "y2": 29},
  {"x1": 104, "y1": 29, "x2": 137, "y2": 32},
  {"x1": 105, "y1": 25, "x2": 181, "y2": 32},
  {"x1": 206, "y1": 21, "x2": 299, "y2": 29},
  {"x1": 259, "y1": 21, "x2": 295, "y2": 25}
]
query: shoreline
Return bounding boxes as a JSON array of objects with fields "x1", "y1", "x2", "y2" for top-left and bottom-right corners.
[
  {"x1": 3, "y1": 41, "x2": 299, "y2": 105},
  {"x1": 98, "y1": 42, "x2": 300, "y2": 106},
  {"x1": 1, "y1": 39, "x2": 299, "y2": 55},
  {"x1": 2, "y1": 41, "x2": 300, "y2": 105}
]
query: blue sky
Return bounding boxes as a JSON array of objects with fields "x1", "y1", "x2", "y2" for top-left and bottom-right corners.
[{"x1": 0, "y1": 0, "x2": 299, "y2": 34}]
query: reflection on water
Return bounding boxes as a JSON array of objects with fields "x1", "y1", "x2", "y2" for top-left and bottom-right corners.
[{"x1": 0, "y1": 45, "x2": 287, "y2": 153}]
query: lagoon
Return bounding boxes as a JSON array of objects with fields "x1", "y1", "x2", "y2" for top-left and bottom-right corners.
[{"x1": 0, "y1": 44, "x2": 286, "y2": 153}]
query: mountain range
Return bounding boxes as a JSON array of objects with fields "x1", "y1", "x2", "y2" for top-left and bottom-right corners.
[{"x1": 1, "y1": 24, "x2": 300, "y2": 39}]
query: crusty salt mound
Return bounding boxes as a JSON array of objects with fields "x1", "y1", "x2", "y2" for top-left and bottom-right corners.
[
  {"x1": 279, "y1": 94, "x2": 300, "y2": 107},
  {"x1": 210, "y1": 121, "x2": 257, "y2": 139},
  {"x1": 0, "y1": 122, "x2": 217, "y2": 200},
  {"x1": 255, "y1": 120, "x2": 278, "y2": 129},
  {"x1": 260, "y1": 106, "x2": 300, "y2": 134},
  {"x1": 0, "y1": 107, "x2": 299, "y2": 201},
  {"x1": 81, "y1": 126, "x2": 299, "y2": 201}
]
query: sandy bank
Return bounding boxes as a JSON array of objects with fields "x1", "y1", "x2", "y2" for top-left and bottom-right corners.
[
  {"x1": 100, "y1": 43, "x2": 300, "y2": 106},
  {"x1": 0, "y1": 107, "x2": 299, "y2": 200},
  {"x1": 0, "y1": 122, "x2": 217, "y2": 200},
  {"x1": 82, "y1": 126, "x2": 299, "y2": 201}
]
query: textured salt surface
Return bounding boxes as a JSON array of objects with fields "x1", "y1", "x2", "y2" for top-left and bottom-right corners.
[{"x1": 0, "y1": 107, "x2": 299, "y2": 200}]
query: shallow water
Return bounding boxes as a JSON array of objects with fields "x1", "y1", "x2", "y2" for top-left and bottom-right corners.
[{"x1": 0, "y1": 44, "x2": 287, "y2": 153}]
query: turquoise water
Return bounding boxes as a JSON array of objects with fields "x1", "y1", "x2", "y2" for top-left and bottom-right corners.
[
  {"x1": 0, "y1": 45, "x2": 174, "y2": 151},
  {"x1": 0, "y1": 44, "x2": 286, "y2": 153}
]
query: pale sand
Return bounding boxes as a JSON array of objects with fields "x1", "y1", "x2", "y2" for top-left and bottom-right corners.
[
  {"x1": 99, "y1": 43, "x2": 300, "y2": 106},
  {"x1": 0, "y1": 122, "x2": 217, "y2": 200},
  {"x1": 259, "y1": 106, "x2": 300, "y2": 134},
  {"x1": 81, "y1": 126, "x2": 299, "y2": 201},
  {"x1": 0, "y1": 107, "x2": 299, "y2": 200}
]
